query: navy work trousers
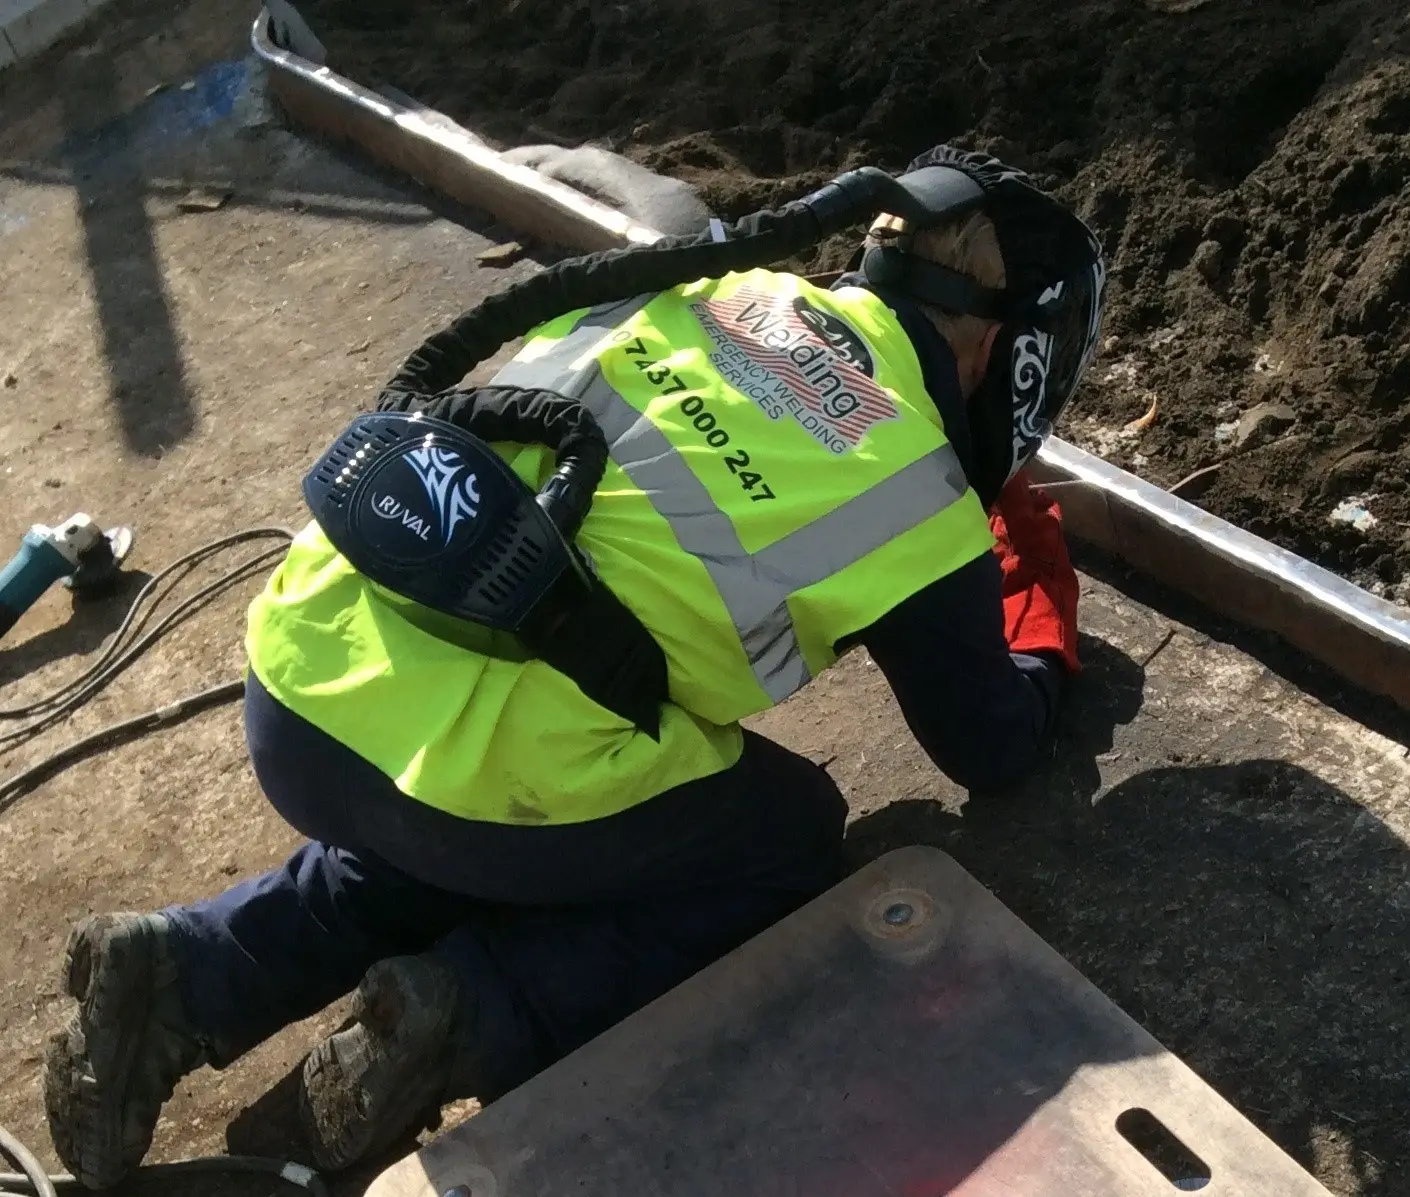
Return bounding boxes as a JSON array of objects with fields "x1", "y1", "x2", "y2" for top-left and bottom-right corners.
[{"x1": 162, "y1": 675, "x2": 847, "y2": 1098}]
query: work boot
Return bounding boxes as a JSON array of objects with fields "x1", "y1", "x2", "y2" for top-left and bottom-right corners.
[
  {"x1": 298, "y1": 955, "x2": 461, "y2": 1171},
  {"x1": 43, "y1": 913, "x2": 209, "y2": 1189}
]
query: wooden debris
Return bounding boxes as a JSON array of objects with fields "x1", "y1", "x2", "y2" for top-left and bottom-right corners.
[
  {"x1": 177, "y1": 187, "x2": 233, "y2": 213},
  {"x1": 1169, "y1": 462, "x2": 1224, "y2": 502},
  {"x1": 477, "y1": 241, "x2": 527, "y2": 267},
  {"x1": 1124, "y1": 395, "x2": 1160, "y2": 433}
]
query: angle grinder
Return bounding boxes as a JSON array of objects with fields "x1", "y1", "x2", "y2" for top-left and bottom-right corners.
[{"x1": 0, "y1": 514, "x2": 134, "y2": 639}]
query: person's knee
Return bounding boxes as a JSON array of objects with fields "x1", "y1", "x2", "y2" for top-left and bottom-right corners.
[{"x1": 745, "y1": 731, "x2": 848, "y2": 836}]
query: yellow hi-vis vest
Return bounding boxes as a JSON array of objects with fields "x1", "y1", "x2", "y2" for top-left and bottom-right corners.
[{"x1": 246, "y1": 269, "x2": 995, "y2": 825}]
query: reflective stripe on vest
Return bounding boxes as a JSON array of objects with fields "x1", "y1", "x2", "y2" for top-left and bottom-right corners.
[
  {"x1": 493, "y1": 295, "x2": 971, "y2": 703},
  {"x1": 244, "y1": 271, "x2": 992, "y2": 827}
]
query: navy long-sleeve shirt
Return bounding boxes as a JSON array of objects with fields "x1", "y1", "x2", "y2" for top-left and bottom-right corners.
[{"x1": 839, "y1": 277, "x2": 1067, "y2": 793}]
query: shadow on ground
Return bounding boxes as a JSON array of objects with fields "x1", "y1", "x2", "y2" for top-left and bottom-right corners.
[
  {"x1": 1072, "y1": 542, "x2": 1410, "y2": 752},
  {"x1": 848, "y1": 637, "x2": 1410, "y2": 1196},
  {"x1": 14, "y1": 47, "x2": 558, "y2": 463},
  {"x1": 224, "y1": 1051, "x2": 409, "y2": 1195},
  {"x1": 0, "y1": 569, "x2": 152, "y2": 689}
]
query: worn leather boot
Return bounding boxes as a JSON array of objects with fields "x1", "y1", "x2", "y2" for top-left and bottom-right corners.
[
  {"x1": 298, "y1": 954, "x2": 462, "y2": 1171},
  {"x1": 43, "y1": 913, "x2": 210, "y2": 1189}
]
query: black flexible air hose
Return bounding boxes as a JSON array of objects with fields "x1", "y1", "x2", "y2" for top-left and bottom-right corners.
[
  {"x1": 383, "y1": 167, "x2": 897, "y2": 400},
  {"x1": 0, "y1": 1144, "x2": 329, "y2": 1197},
  {"x1": 384, "y1": 384, "x2": 610, "y2": 541}
]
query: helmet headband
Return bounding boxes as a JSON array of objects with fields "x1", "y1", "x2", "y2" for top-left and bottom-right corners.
[{"x1": 865, "y1": 145, "x2": 1108, "y2": 504}]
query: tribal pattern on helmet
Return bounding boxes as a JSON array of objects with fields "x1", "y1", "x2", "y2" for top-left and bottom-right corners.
[{"x1": 901, "y1": 145, "x2": 1106, "y2": 505}]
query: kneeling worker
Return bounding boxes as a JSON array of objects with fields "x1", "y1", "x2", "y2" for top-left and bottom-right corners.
[{"x1": 45, "y1": 145, "x2": 1106, "y2": 1185}]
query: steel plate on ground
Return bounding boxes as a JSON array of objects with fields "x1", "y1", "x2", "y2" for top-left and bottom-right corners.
[{"x1": 367, "y1": 846, "x2": 1330, "y2": 1197}]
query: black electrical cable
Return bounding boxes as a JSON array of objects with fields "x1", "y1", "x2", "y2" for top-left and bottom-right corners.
[
  {"x1": 0, "y1": 527, "x2": 332, "y2": 1192},
  {"x1": 0, "y1": 528, "x2": 295, "y2": 810},
  {"x1": 0, "y1": 528, "x2": 294, "y2": 742},
  {"x1": 0, "y1": 1127, "x2": 55, "y2": 1197},
  {"x1": 0, "y1": 1148, "x2": 330, "y2": 1197},
  {"x1": 0, "y1": 681, "x2": 247, "y2": 810}
]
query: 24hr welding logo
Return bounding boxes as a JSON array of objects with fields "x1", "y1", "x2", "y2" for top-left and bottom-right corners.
[{"x1": 691, "y1": 286, "x2": 897, "y2": 453}]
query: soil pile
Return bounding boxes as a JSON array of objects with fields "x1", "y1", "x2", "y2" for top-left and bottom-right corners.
[{"x1": 303, "y1": 0, "x2": 1410, "y2": 595}]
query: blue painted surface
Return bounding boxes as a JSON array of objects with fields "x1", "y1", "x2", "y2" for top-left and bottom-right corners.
[{"x1": 54, "y1": 57, "x2": 249, "y2": 177}]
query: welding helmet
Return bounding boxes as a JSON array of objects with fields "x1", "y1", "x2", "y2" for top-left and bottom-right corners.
[{"x1": 859, "y1": 146, "x2": 1107, "y2": 507}]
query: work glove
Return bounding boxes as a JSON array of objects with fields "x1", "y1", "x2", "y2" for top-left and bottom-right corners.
[{"x1": 988, "y1": 470, "x2": 1081, "y2": 673}]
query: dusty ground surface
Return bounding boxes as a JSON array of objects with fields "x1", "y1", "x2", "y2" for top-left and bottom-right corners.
[
  {"x1": 303, "y1": 0, "x2": 1410, "y2": 600},
  {"x1": 0, "y1": 3, "x2": 1408, "y2": 1197},
  {"x1": 0, "y1": 2, "x2": 546, "y2": 1191}
]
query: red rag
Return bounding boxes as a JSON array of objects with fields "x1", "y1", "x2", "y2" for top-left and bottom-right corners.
[{"x1": 988, "y1": 470, "x2": 1081, "y2": 673}]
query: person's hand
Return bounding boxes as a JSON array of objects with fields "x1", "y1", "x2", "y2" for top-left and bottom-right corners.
[{"x1": 988, "y1": 471, "x2": 1081, "y2": 672}]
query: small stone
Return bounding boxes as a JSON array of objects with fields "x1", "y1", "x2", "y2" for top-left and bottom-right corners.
[
  {"x1": 1233, "y1": 401, "x2": 1296, "y2": 449},
  {"x1": 177, "y1": 186, "x2": 232, "y2": 213},
  {"x1": 1328, "y1": 449, "x2": 1380, "y2": 486},
  {"x1": 347, "y1": 338, "x2": 372, "y2": 356},
  {"x1": 1044, "y1": 139, "x2": 1083, "y2": 170},
  {"x1": 1192, "y1": 239, "x2": 1223, "y2": 281},
  {"x1": 1329, "y1": 497, "x2": 1378, "y2": 533},
  {"x1": 3, "y1": 371, "x2": 16, "y2": 388},
  {"x1": 44, "y1": 477, "x2": 62, "y2": 488},
  {"x1": 477, "y1": 241, "x2": 526, "y2": 267},
  {"x1": 984, "y1": 137, "x2": 1032, "y2": 169}
]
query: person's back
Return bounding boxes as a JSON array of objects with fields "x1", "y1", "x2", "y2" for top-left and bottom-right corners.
[{"x1": 247, "y1": 267, "x2": 994, "y2": 825}]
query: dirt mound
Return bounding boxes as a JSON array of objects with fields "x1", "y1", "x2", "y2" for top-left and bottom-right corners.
[{"x1": 303, "y1": 0, "x2": 1410, "y2": 596}]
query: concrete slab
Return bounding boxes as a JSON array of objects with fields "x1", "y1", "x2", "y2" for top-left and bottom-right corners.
[{"x1": 0, "y1": 0, "x2": 109, "y2": 65}]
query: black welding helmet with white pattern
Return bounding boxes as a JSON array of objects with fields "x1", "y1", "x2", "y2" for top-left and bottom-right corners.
[{"x1": 861, "y1": 145, "x2": 1107, "y2": 507}]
